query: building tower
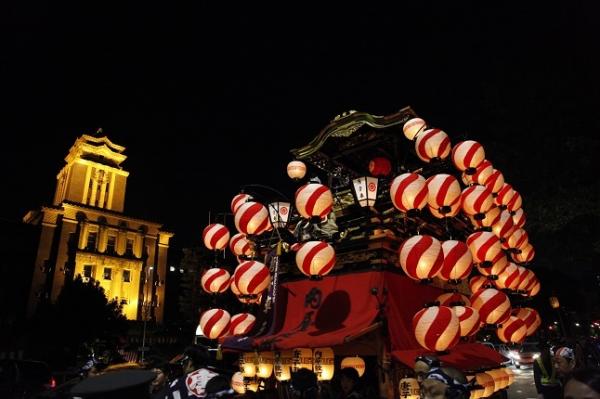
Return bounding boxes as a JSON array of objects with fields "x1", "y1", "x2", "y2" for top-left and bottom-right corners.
[{"x1": 24, "y1": 134, "x2": 173, "y2": 322}]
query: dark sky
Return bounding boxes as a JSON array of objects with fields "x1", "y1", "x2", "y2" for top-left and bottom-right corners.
[{"x1": 2, "y1": 3, "x2": 599, "y2": 249}]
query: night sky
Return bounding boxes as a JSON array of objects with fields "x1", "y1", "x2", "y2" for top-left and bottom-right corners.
[{"x1": 2, "y1": 3, "x2": 599, "y2": 251}]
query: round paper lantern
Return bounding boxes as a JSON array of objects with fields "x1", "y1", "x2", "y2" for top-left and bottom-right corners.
[
  {"x1": 399, "y1": 377, "x2": 421, "y2": 399},
  {"x1": 461, "y1": 185, "x2": 494, "y2": 217},
  {"x1": 462, "y1": 160, "x2": 494, "y2": 186},
  {"x1": 516, "y1": 267, "x2": 534, "y2": 292},
  {"x1": 466, "y1": 231, "x2": 503, "y2": 266},
  {"x1": 485, "y1": 369, "x2": 505, "y2": 392},
  {"x1": 398, "y1": 235, "x2": 444, "y2": 281},
  {"x1": 470, "y1": 288, "x2": 511, "y2": 325},
  {"x1": 504, "y1": 367, "x2": 515, "y2": 386},
  {"x1": 295, "y1": 183, "x2": 333, "y2": 220},
  {"x1": 469, "y1": 275, "x2": 491, "y2": 293},
  {"x1": 341, "y1": 356, "x2": 365, "y2": 377},
  {"x1": 403, "y1": 117, "x2": 426, "y2": 140},
  {"x1": 202, "y1": 223, "x2": 230, "y2": 251},
  {"x1": 495, "y1": 183, "x2": 519, "y2": 209},
  {"x1": 513, "y1": 308, "x2": 541, "y2": 336},
  {"x1": 274, "y1": 350, "x2": 293, "y2": 381},
  {"x1": 295, "y1": 241, "x2": 336, "y2": 278},
  {"x1": 291, "y1": 348, "x2": 313, "y2": 372},
  {"x1": 412, "y1": 306, "x2": 460, "y2": 352},
  {"x1": 476, "y1": 252, "x2": 508, "y2": 278},
  {"x1": 229, "y1": 233, "x2": 254, "y2": 257},
  {"x1": 231, "y1": 193, "x2": 252, "y2": 214},
  {"x1": 428, "y1": 201, "x2": 460, "y2": 219},
  {"x1": 437, "y1": 292, "x2": 471, "y2": 307},
  {"x1": 230, "y1": 278, "x2": 261, "y2": 304},
  {"x1": 527, "y1": 277, "x2": 541, "y2": 297},
  {"x1": 426, "y1": 174, "x2": 461, "y2": 214},
  {"x1": 390, "y1": 173, "x2": 428, "y2": 213},
  {"x1": 475, "y1": 372, "x2": 495, "y2": 398},
  {"x1": 240, "y1": 352, "x2": 257, "y2": 378},
  {"x1": 513, "y1": 243, "x2": 535, "y2": 264},
  {"x1": 451, "y1": 140, "x2": 485, "y2": 172},
  {"x1": 494, "y1": 263, "x2": 521, "y2": 290},
  {"x1": 231, "y1": 372, "x2": 246, "y2": 394},
  {"x1": 469, "y1": 206, "x2": 501, "y2": 229},
  {"x1": 491, "y1": 210, "x2": 515, "y2": 241},
  {"x1": 468, "y1": 375, "x2": 484, "y2": 399},
  {"x1": 368, "y1": 157, "x2": 392, "y2": 177},
  {"x1": 229, "y1": 313, "x2": 256, "y2": 336},
  {"x1": 313, "y1": 347, "x2": 335, "y2": 381},
  {"x1": 233, "y1": 261, "x2": 271, "y2": 296},
  {"x1": 234, "y1": 201, "x2": 271, "y2": 236},
  {"x1": 438, "y1": 240, "x2": 473, "y2": 282},
  {"x1": 201, "y1": 268, "x2": 231, "y2": 294},
  {"x1": 200, "y1": 309, "x2": 231, "y2": 339},
  {"x1": 512, "y1": 208, "x2": 526, "y2": 229},
  {"x1": 497, "y1": 315, "x2": 527, "y2": 344},
  {"x1": 484, "y1": 169, "x2": 505, "y2": 194},
  {"x1": 506, "y1": 190, "x2": 522, "y2": 212},
  {"x1": 256, "y1": 351, "x2": 274, "y2": 379},
  {"x1": 287, "y1": 160, "x2": 307, "y2": 180},
  {"x1": 415, "y1": 128, "x2": 451, "y2": 162},
  {"x1": 454, "y1": 306, "x2": 481, "y2": 337}
]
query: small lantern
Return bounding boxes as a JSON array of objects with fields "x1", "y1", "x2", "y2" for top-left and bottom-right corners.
[
  {"x1": 256, "y1": 351, "x2": 274, "y2": 379},
  {"x1": 240, "y1": 352, "x2": 257, "y2": 378},
  {"x1": 233, "y1": 261, "x2": 271, "y2": 296},
  {"x1": 231, "y1": 372, "x2": 246, "y2": 394},
  {"x1": 291, "y1": 348, "x2": 313, "y2": 372},
  {"x1": 399, "y1": 377, "x2": 421, "y2": 399},
  {"x1": 268, "y1": 201, "x2": 291, "y2": 229},
  {"x1": 200, "y1": 268, "x2": 231, "y2": 294},
  {"x1": 295, "y1": 183, "x2": 334, "y2": 220},
  {"x1": 274, "y1": 350, "x2": 293, "y2": 381},
  {"x1": 287, "y1": 160, "x2": 307, "y2": 180},
  {"x1": 202, "y1": 223, "x2": 231, "y2": 251},
  {"x1": 368, "y1": 157, "x2": 392, "y2": 177},
  {"x1": 398, "y1": 235, "x2": 444, "y2": 282},
  {"x1": 403, "y1": 117, "x2": 427, "y2": 140},
  {"x1": 549, "y1": 296, "x2": 560, "y2": 309},
  {"x1": 413, "y1": 306, "x2": 460, "y2": 352},
  {"x1": 313, "y1": 347, "x2": 335, "y2": 381},
  {"x1": 475, "y1": 372, "x2": 495, "y2": 398},
  {"x1": 295, "y1": 241, "x2": 336, "y2": 278},
  {"x1": 199, "y1": 309, "x2": 231, "y2": 339},
  {"x1": 341, "y1": 356, "x2": 365, "y2": 377},
  {"x1": 351, "y1": 176, "x2": 379, "y2": 207},
  {"x1": 504, "y1": 367, "x2": 515, "y2": 386},
  {"x1": 234, "y1": 201, "x2": 271, "y2": 236},
  {"x1": 497, "y1": 316, "x2": 527, "y2": 344},
  {"x1": 470, "y1": 288, "x2": 511, "y2": 325}
]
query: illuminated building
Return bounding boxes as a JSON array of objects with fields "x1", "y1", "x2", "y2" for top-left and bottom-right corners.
[{"x1": 24, "y1": 133, "x2": 173, "y2": 322}]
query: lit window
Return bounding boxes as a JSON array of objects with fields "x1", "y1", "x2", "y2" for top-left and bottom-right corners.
[
  {"x1": 123, "y1": 270, "x2": 131, "y2": 283},
  {"x1": 83, "y1": 265, "x2": 93, "y2": 278},
  {"x1": 107, "y1": 235, "x2": 116, "y2": 253},
  {"x1": 103, "y1": 267, "x2": 112, "y2": 280},
  {"x1": 87, "y1": 232, "x2": 97, "y2": 250},
  {"x1": 126, "y1": 238, "x2": 134, "y2": 254}
]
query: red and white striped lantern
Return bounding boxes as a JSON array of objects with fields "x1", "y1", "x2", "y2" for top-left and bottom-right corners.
[
  {"x1": 469, "y1": 275, "x2": 491, "y2": 294},
  {"x1": 295, "y1": 183, "x2": 333, "y2": 220},
  {"x1": 231, "y1": 193, "x2": 253, "y2": 214},
  {"x1": 513, "y1": 243, "x2": 535, "y2": 264},
  {"x1": 202, "y1": 223, "x2": 230, "y2": 251},
  {"x1": 513, "y1": 308, "x2": 541, "y2": 336},
  {"x1": 484, "y1": 169, "x2": 505, "y2": 194},
  {"x1": 470, "y1": 288, "x2": 511, "y2": 325},
  {"x1": 451, "y1": 140, "x2": 486, "y2": 172},
  {"x1": 466, "y1": 231, "x2": 503, "y2": 266},
  {"x1": 520, "y1": 269, "x2": 538, "y2": 291},
  {"x1": 426, "y1": 174, "x2": 461, "y2": 214},
  {"x1": 398, "y1": 235, "x2": 444, "y2": 281},
  {"x1": 390, "y1": 173, "x2": 428, "y2": 213},
  {"x1": 415, "y1": 128, "x2": 452, "y2": 162},
  {"x1": 476, "y1": 252, "x2": 508, "y2": 278},
  {"x1": 506, "y1": 191, "x2": 522, "y2": 212},
  {"x1": 437, "y1": 292, "x2": 471, "y2": 307},
  {"x1": 526, "y1": 277, "x2": 540, "y2": 297},
  {"x1": 462, "y1": 160, "x2": 494, "y2": 186},
  {"x1": 491, "y1": 210, "x2": 515, "y2": 241},
  {"x1": 200, "y1": 309, "x2": 231, "y2": 339},
  {"x1": 234, "y1": 202, "x2": 271, "y2": 236},
  {"x1": 512, "y1": 208, "x2": 526, "y2": 229},
  {"x1": 230, "y1": 278, "x2": 261, "y2": 304},
  {"x1": 413, "y1": 306, "x2": 460, "y2": 352},
  {"x1": 495, "y1": 184, "x2": 516, "y2": 208},
  {"x1": 494, "y1": 263, "x2": 521, "y2": 290},
  {"x1": 229, "y1": 313, "x2": 257, "y2": 336},
  {"x1": 454, "y1": 306, "x2": 481, "y2": 337},
  {"x1": 287, "y1": 160, "x2": 307, "y2": 180},
  {"x1": 503, "y1": 228, "x2": 529, "y2": 251},
  {"x1": 461, "y1": 185, "x2": 494, "y2": 217},
  {"x1": 403, "y1": 118, "x2": 427, "y2": 140},
  {"x1": 295, "y1": 241, "x2": 336, "y2": 278},
  {"x1": 514, "y1": 266, "x2": 531, "y2": 291},
  {"x1": 497, "y1": 316, "x2": 527, "y2": 344},
  {"x1": 229, "y1": 233, "x2": 254, "y2": 257},
  {"x1": 428, "y1": 202, "x2": 460, "y2": 219},
  {"x1": 201, "y1": 268, "x2": 231, "y2": 294},
  {"x1": 469, "y1": 206, "x2": 501, "y2": 229},
  {"x1": 233, "y1": 261, "x2": 271, "y2": 296},
  {"x1": 438, "y1": 240, "x2": 473, "y2": 282}
]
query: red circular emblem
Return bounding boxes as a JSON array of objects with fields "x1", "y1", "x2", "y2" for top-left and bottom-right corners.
[
  {"x1": 280, "y1": 207, "x2": 288, "y2": 215},
  {"x1": 368, "y1": 182, "x2": 376, "y2": 192}
]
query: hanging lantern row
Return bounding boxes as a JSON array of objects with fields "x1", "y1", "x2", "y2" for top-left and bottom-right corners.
[
  {"x1": 199, "y1": 309, "x2": 258, "y2": 339},
  {"x1": 239, "y1": 347, "x2": 335, "y2": 381}
]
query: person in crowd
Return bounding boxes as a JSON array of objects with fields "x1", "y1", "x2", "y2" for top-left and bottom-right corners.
[
  {"x1": 205, "y1": 375, "x2": 235, "y2": 398},
  {"x1": 564, "y1": 368, "x2": 600, "y2": 399},
  {"x1": 420, "y1": 366, "x2": 470, "y2": 399},
  {"x1": 534, "y1": 343, "x2": 561, "y2": 399},
  {"x1": 414, "y1": 355, "x2": 441, "y2": 383},
  {"x1": 147, "y1": 357, "x2": 171, "y2": 398},
  {"x1": 554, "y1": 346, "x2": 577, "y2": 380},
  {"x1": 339, "y1": 367, "x2": 363, "y2": 399},
  {"x1": 70, "y1": 369, "x2": 157, "y2": 398},
  {"x1": 290, "y1": 368, "x2": 319, "y2": 399},
  {"x1": 166, "y1": 345, "x2": 219, "y2": 398}
]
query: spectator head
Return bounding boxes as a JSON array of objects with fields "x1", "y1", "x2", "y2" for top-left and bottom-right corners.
[
  {"x1": 415, "y1": 355, "x2": 441, "y2": 382},
  {"x1": 290, "y1": 368, "x2": 318, "y2": 398},
  {"x1": 565, "y1": 368, "x2": 600, "y2": 399},
  {"x1": 421, "y1": 367, "x2": 469, "y2": 399},
  {"x1": 205, "y1": 375, "x2": 235, "y2": 398},
  {"x1": 181, "y1": 345, "x2": 211, "y2": 374},
  {"x1": 146, "y1": 357, "x2": 170, "y2": 393},
  {"x1": 554, "y1": 347, "x2": 576, "y2": 376},
  {"x1": 339, "y1": 367, "x2": 361, "y2": 395}
]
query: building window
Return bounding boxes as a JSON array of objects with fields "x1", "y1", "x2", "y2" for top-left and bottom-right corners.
[
  {"x1": 123, "y1": 270, "x2": 131, "y2": 283},
  {"x1": 126, "y1": 238, "x2": 134, "y2": 255},
  {"x1": 83, "y1": 265, "x2": 93, "y2": 278},
  {"x1": 87, "y1": 232, "x2": 97, "y2": 250},
  {"x1": 106, "y1": 235, "x2": 116, "y2": 254},
  {"x1": 103, "y1": 267, "x2": 112, "y2": 280}
]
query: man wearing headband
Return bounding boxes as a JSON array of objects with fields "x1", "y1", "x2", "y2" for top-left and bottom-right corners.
[
  {"x1": 414, "y1": 355, "x2": 441, "y2": 383},
  {"x1": 554, "y1": 347, "x2": 577, "y2": 378},
  {"x1": 420, "y1": 367, "x2": 470, "y2": 399}
]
